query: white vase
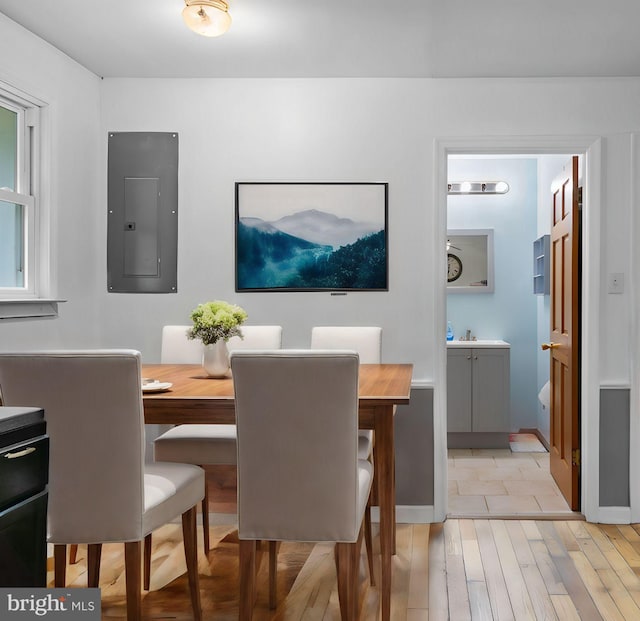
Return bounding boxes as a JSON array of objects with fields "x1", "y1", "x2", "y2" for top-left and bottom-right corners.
[{"x1": 202, "y1": 341, "x2": 230, "y2": 378}]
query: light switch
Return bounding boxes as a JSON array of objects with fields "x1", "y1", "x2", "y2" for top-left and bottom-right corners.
[{"x1": 608, "y1": 272, "x2": 624, "y2": 294}]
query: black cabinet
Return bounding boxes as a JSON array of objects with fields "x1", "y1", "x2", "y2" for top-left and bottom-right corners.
[{"x1": 0, "y1": 407, "x2": 48, "y2": 587}]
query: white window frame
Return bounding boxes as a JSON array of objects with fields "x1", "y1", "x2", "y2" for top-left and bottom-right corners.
[{"x1": 0, "y1": 82, "x2": 58, "y2": 318}]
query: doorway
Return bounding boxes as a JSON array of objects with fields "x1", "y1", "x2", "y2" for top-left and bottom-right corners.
[
  {"x1": 445, "y1": 153, "x2": 577, "y2": 517},
  {"x1": 432, "y1": 137, "x2": 602, "y2": 524}
]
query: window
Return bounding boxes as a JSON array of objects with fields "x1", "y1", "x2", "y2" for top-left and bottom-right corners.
[
  {"x1": 0, "y1": 85, "x2": 55, "y2": 317},
  {"x1": 0, "y1": 96, "x2": 32, "y2": 292}
]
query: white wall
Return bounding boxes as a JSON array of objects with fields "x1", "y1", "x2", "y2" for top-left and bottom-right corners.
[
  {"x1": 0, "y1": 14, "x2": 101, "y2": 348},
  {"x1": 0, "y1": 17, "x2": 636, "y2": 392},
  {"x1": 98, "y1": 78, "x2": 436, "y2": 368},
  {"x1": 96, "y1": 78, "x2": 637, "y2": 385}
]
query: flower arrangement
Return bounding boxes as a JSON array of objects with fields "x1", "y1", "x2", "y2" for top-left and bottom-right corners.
[{"x1": 187, "y1": 300, "x2": 248, "y2": 346}]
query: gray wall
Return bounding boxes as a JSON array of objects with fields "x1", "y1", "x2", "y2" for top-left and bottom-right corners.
[
  {"x1": 600, "y1": 388, "x2": 630, "y2": 507},
  {"x1": 395, "y1": 386, "x2": 434, "y2": 506}
]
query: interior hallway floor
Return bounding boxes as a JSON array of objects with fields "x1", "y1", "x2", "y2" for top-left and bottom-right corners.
[{"x1": 448, "y1": 435, "x2": 582, "y2": 519}]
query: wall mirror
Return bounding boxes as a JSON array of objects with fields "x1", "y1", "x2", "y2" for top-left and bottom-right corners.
[{"x1": 446, "y1": 228, "x2": 494, "y2": 293}]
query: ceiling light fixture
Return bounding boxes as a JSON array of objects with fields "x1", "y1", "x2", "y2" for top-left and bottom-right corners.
[
  {"x1": 182, "y1": 0, "x2": 232, "y2": 37},
  {"x1": 447, "y1": 181, "x2": 510, "y2": 195}
]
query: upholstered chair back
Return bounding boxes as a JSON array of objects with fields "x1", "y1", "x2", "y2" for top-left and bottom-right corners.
[
  {"x1": 161, "y1": 325, "x2": 203, "y2": 364},
  {"x1": 0, "y1": 350, "x2": 146, "y2": 544},
  {"x1": 227, "y1": 325, "x2": 282, "y2": 351},
  {"x1": 161, "y1": 325, "x2": 283, "y2": 363},
  {"x1": 231, "y1": 350, "x2": 365, "y2": 543},
  {"x1": 310, "y1": 326, "x2": 382, "y2": 364}
]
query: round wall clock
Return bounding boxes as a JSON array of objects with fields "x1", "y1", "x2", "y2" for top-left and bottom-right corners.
[{"x1": 447, "y1": 253, "x2": 463, "y2": 282}]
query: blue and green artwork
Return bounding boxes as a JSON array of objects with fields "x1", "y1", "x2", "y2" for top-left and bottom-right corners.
[{"x1": 235, "y1": 183, "x2": 388, "y2": 291}]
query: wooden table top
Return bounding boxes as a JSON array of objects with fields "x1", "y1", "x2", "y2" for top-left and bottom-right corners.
[
  {"x1": 142, "y1": 363, "x2": 412, "y2": 403},
  {"x1": 142, "y1": 363, "x2": 413, "y2": 425}
]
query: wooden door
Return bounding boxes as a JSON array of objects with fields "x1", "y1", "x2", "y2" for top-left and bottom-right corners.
[{"x1": 546, "y1": 156, "x2": 580, "y2": 510}]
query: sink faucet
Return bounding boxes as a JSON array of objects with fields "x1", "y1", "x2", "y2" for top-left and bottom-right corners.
[{"x1": 465, "y1": 329, "x2": 472, "y2": 341}]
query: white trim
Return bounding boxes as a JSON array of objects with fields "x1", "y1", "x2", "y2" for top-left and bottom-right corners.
[
  {"x1": 0, "y1": 80, "x2": 53, "y2": 311},
  {"x1": 434, "y1": 135, "x2": 602, "y2": 524},
  {"x1": 581, "y1": 139, "x2": 602, "y2": 523},
  {"x1": 595, "y1": 506, "x2": 632, "y2": 525},
  {"x1": 411, "y1": 379, "x2": 434, "y2": 389},
  {"x1": 0, "y1": 299, "x2": 62, "y2": 319},
  {"x1": 433, "y1": 140, "x2": 449, "y2": 523},
  {"x1": 630, "y1": 133, "x2": 640, "y2": 523},
  {"x1": 370, "y1": 505, "x2": 435, "y2": 524}
]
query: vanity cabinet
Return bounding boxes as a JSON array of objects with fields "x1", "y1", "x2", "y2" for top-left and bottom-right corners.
[{"x1": 447, "y1": 344, "x2": 510, "y2": 448}]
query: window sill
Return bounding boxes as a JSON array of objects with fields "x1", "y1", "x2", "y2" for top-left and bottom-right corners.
[{"x1": 0, "y1": 299, "x2": 66, "y2": 319}]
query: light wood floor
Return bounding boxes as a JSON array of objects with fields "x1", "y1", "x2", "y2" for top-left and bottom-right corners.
[{"x1": 53, "y1": 518, "x2": 640, "y2": 620}]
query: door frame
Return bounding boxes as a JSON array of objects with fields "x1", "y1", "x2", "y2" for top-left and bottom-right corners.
[
  {"x1": 433, "y1": 135, "x2": 602, "y2": 523},
  {"x1": 630, "y1": 134, "x2": 640, "y2": 523}
]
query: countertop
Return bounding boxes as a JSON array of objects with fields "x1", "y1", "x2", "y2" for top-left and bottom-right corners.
[{"x1": 447, "y1": 339, "x2": 510, "y2": 348}]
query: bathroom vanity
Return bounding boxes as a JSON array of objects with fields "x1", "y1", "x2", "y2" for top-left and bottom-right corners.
[{"x1": 446, "y1": 340, "x2": 510, "y2": 448}]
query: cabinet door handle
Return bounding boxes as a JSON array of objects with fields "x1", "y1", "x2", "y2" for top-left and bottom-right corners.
[
  {"x1": 466, "y1": 356, "x2": 471, "y2": 360},
  {"x1": 4, "y1": 446, "x2": 36, "y2": 459}
]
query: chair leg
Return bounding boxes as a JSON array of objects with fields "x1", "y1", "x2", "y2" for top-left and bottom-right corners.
[
  {"x1": 143, "y1": 534, "x2": 152, "y2": 591},
  {"x1": 239, "y1": 539, "x2": 257, "y2": 621},
  {"x1": 69, "y1": 544, "x2": 79, "y2": 564},
  {"x1": 268, "y1": 541, "x2": 279, "y2": 609},
  {"x1": 181, "y1": 506, "x2": 203, "y2": 621},
  {"x1": 124, "y1": 541, "x2": 142, "y2": 621},
  {"x1": 201, "y1": 482, "x2": 210, "y2": 554},
  {"x1": 54, "y1": 544, "x2": 66, "y2": 587},
  {"x1": 364, "y1": 503, "x2": 375, "y2": 586},
  {"x1": 87, "y1": 544, "x2": 102, "y2": 588},
  {"x1": 335, "y1": 540, "x2": 359, "y2": 620}
]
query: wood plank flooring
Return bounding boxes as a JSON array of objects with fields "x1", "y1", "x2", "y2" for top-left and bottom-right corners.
[{"x1": 53, "y1": 519, "x2": 640, "y2": 620}]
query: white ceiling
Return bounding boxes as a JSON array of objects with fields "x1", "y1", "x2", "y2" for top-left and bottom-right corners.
[{"x1": 1, "y1": 0, "x2": 640, "y2": 79}]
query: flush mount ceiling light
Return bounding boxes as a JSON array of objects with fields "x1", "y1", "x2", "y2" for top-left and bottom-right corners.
[
  {"x1": 448, "y1": 181, "x2": 510, "y2": 195},
  {"x1": 182, "y1": 0, "x2": 232, "y2": 37}
]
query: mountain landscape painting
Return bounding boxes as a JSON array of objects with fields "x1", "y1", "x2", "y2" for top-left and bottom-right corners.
[{"x1": 235, "y1": 183, "x2": 388, "y2": 291}]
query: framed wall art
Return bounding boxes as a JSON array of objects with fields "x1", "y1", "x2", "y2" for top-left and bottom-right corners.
[{"x1": 235, "y1": 182, "x2": 388, "y2": 292}]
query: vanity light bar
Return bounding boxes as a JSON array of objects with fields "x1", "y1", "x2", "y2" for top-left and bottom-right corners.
[{"x1": 448, "y1": 181, "x2": 509, "y2": 194}]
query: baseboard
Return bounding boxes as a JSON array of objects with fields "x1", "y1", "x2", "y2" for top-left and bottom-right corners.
[
  {"x1": 371, "y1": 505, "x2": 435, "y2": 524},
  {"x1": 594, "y1": 506, "x2": 631, "y2": 524},
  {"x1": 518, "y1": 427, "x2": 550, "y2": 451}
]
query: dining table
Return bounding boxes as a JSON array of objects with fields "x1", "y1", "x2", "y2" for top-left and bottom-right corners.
[{"x1": 142, "y1": 362, "x2": 413, "y2": 621}]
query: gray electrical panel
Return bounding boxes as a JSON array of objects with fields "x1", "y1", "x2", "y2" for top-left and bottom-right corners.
[{"x1": 107, "y1": 132, "x2": 178, "y2": 293}]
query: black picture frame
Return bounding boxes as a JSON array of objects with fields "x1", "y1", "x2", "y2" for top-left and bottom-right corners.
[{"x1": 235, "y1": 182, "x2": 388, "y2": 292}]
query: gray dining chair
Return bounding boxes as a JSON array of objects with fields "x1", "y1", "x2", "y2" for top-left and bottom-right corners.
[
  {"x1": 310, "y1": 326, "x2": 382, "y2": 461},
  {"x1": 231, "y1": 350, "x2": 375, "y2": 620},
  {"x1": 310, "y1": 326, "x2": 387, "y2": 559},
  {"x1": 0, "y1": 350, "x2": 204, "y2": 621},
  {"x1": 153, "y1": 325, "x2": 283, "y2": 554}
]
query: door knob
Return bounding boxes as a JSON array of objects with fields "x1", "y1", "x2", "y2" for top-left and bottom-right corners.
[{"x1": 541, "y1": 342, "x2": 559, "y2": 350}]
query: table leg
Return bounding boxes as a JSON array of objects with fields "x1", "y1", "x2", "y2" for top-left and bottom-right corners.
[{"x1": 373, "y1": 405, "x2": 395, "y2": 621}]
